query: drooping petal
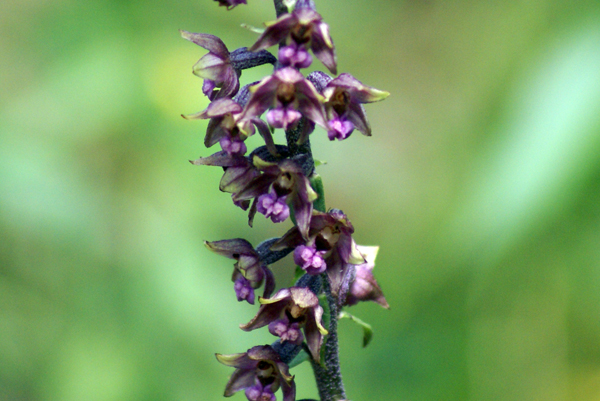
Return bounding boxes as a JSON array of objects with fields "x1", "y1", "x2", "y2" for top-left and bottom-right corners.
[
  {"x1": 304, "y1": 306, "x2": 327, "y2": 361},
  {"x1": 239, "y1": 78, "x2": 279, "y2": 121},
  {"x1": 247, "y1": 344, "x2": 282, "y2": 362},
  {"x1": 223, "y1": 368, "x2": 256, "y2": 396},
  {"x1": 262, "y1": 265, "x2": 276, "y2": 299},
  {"x1": 220, "y1": 165, "x2": 260, "y2": 194},
  {"x1": 270, "y1": 226, "x2": 305, "y2": 251},
  {"x1": 213, "y1": 0, "x2": 247, "y2": 10},
  {"x1": 240, "y1": 298, "x2": 288, "y2": 331},
  {"x1": 259, "y1": 287, "x2": 293, "y2": 305},
  {"x1": 310, "y1": 22, "x2": 337, "y2": 75},
  {"x1": 204, "y1": 97, "x2": 243, "y2": 117},
  {"x1": 345, "y1": 101, "x2": 371, "y2": 136},
  {"x1": 253, "y1": 118, "x2": 278, "y2": 156},
  {"x1": 180, "y1": 31, "x2": 230, "y2": 58},
  {"x1": 204, "y1": 117, "x2": 229, "y2": 148},
  {"x1": 205, "y1": 238, "x2": 256, "y2": 259},
  {"x1": 215, "y1": 66, "x2": 241, "y2": 100},
  {"x1": 216, "y1": 352, "x2": 255, "y2": 368},
  {"x1": 233, "y1": 170, "x2": 277, "y2": 201},
  {"x1": 295, "y1": 80, "x2": 327, "y2": 128}
]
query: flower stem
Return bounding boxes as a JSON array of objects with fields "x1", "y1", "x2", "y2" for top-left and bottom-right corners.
[{"x1": 272, "y1": 2, "x2": 346, "y2": 399}]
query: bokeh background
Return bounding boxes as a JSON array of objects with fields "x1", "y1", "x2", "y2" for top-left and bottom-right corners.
[{"x1": 2, "y1": 0, "x2": 600, "y2": 400}]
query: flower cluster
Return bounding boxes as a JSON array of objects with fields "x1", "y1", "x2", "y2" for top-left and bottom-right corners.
[{"x1": 183, "y1": 1, "x2": 389, "y2": 400}]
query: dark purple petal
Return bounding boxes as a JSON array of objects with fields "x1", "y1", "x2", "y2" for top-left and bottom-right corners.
[
  {"x1": 239, "y1": 78, "x2": 279, "y2": 121},
  {"x1": 223, "y1": 368, "x2": 257, "y2": 396},
  {"x1": 262, "y1": 265, "x2": 276, "y2": 299},
  {"x1": 247, "y1": 345, "x2": 282, "y2": 363},
  {"x1": 214, "y1": 66, "x2": 241, "y2": 100},
  {"x1": 249, "y1": 14, "x2": 298, "y2": 52},
  {"x1": 270, "y1": 226, "x2": 305, "y2": 251},
  {"x1": 247, "y1": 197, "x2": 258, "y2": 228},
  {"x1": 233, "y1": 171, "x2": 276, "y2": 201},
  {"x1": 189, "y1": 151, "x2": 247, "y2": 167},
  {"x1": 240, "y1": 289, "x2": 292, "y2": 331},
  {"x1": 205, "y1": 238, "x2": 256, "y2": 258},
  {"x1": 220, "y1": 165, "x2": 260, "y2": 194},
  {"x1": 214, "y1": 0, "x2": 247, "y2": 10},
  {"x1": 291, "y1": 186, "x2": 313, "y2": 240},
  {"x1": 216, "y1": 352, "x2": 256, "y2": 369},
  {"x1": 253, "y1": 118, "x2": 278, "y2": 156},
  {"x1": 304, "y1": 307, "x2": 326, "y2": 362},
  {"x1": 310, "y1": 22, "x2": 337, "y2": 75}
]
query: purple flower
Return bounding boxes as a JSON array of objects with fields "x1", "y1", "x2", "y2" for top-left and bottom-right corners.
[
  {"x1": 322, "y1": 73, "x2": 390, "y2": 139},
  {"x1": 249, "y1": 5, "x2": 337, "y2": 74},
  {"x1": 213, "y1": 0, "x2": 247, "y2": 10},
  {"x1": 257, "y1": 190, "x2": 290, "y2": 223},
  {"x1": 344, "y1": 246, "x2": 389, "y2": 309},
  {"x1": 240, "y1": 67, "x2": 327, "y2": 137},
  {"x1": 293, "y1": 245, "x2": 326, "y2": 275},
  {"x1": 183, "y1": 97, "x2": 274, "y2": 156},
  {"x1": 272, "y1": 209, "x2": 365, "y2": 299},
  {"x1": 234, "y1": 157, "x2": 317, "y2": 237},
  {"x1": 240, "y1": 287, "x2": 328, "y2": 362},
  {"x1": 205, "y1": 239, "x2": 275, "y2": 303},
  {"x1": 216, "y1": 345, "x2": 295, "y2": 401},
  {"x1": 180, "y1": 30, "x2": 239, "y2": 100}
]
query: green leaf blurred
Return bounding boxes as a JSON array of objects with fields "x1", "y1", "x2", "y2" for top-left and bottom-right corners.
[{"x1": 2, "y1": 1, "x2": 600, "y2": 400}]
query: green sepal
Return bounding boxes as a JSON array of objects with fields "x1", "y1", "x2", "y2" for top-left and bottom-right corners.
[
  {"x1": 319, "y1": 293, "x2": 331, "y2": 335},
  {"x1": 317, "y1": 293, "x2": 331, "y2": 366},
  {"x1": 309, "y1": 174, "x2": 326, "y2": 213},
  {"x1": 338, "y1": 311, "x2": 373, "y2": 348},
  {"x1": 283, "y1": 0, "x2": 297, "y2": 12},
  {"x1": 292, "y1": 266, "x2": 306, "y2": 286},
  {"x1": 288, "y1": 347, "x2": 310, "y2": 368},
  {"x1": 240, "y1": 23, "x2": 265, "y2": 34}
]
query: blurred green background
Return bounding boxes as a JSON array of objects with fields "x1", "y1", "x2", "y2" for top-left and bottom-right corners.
[{"x1": 2, "y1": 0, "x2": 600, "y2": 400}]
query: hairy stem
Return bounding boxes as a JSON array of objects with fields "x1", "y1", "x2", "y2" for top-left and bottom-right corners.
[{"x1": 309, "y1": 277, "x2": 346, "y2": 401}]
